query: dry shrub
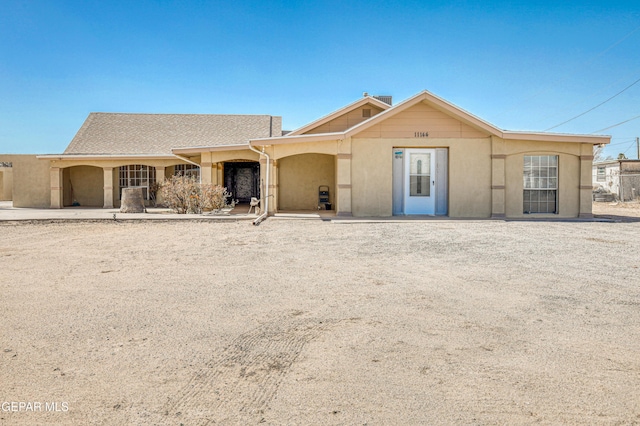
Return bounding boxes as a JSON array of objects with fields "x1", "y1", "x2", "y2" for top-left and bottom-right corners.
[{"x1": 159, "y1": 176, "x2": 235, "y2": 214}]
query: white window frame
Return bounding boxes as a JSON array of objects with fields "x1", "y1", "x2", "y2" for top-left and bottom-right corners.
[
  {"x1": 596, "y1": 166, "x2": 606, "y2": 182},
  {"x1": 118, "y1": 165, "x2": 156, "y2": 200},
  {"x1": 523, "y1": 155, "x2": 558, "y2": 214}
]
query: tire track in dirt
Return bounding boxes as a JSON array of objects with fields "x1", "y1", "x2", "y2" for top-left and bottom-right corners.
[{"x1": 164, "y1": 314, "x2": 347, "y2": 424}]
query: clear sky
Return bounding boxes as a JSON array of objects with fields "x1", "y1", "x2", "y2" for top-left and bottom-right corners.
[{"x1": 1, "y1": 0, "x2": 639, "y2": 158}]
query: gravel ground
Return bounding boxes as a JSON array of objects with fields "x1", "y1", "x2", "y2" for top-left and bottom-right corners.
[{"x1": 1, "y1": 209, "x2": 639, "y2": 425}]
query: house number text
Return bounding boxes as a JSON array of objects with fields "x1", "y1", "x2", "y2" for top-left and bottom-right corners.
[{"x1": 414, "y1": 132, "x2": 429, "y2": 138}]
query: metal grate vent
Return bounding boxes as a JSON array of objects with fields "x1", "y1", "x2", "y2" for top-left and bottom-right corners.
[{"x1": 373, "y1": 95, "x2": 392, "y2": 105}]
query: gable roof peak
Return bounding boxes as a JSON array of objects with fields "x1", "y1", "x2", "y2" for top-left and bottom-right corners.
[{"x1": 286, "y1": 95, "x2": 391, "y2": 136}]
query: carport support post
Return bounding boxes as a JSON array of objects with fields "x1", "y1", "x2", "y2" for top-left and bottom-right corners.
[
  {"x1": 154, "y1": 166, "x2": 166, "y2": 205},
  {"x1": 336, "y1": 152, "x2": 352, "y2": 216},
  {"x1": 201, "y1": 152, "x2": 212, "y2": 184},
  {"x1": 490, "y1": 136, "x2": 506, "y2": 218},
  {"x1": 50, "y1": 167, "x2": 63, "y2": 209},
  {"x1": 579, "y1": 146, "x2": 594, "y2": 218},
  {"x1": 103, "y1": 167, "x2": 114, "y2": 209},
  {"x1": 258, "y1": 157, "x2": 275, "y2": 214},
  {"x1": 154, "y1": 166, "x2": 165, "y2": 182}
]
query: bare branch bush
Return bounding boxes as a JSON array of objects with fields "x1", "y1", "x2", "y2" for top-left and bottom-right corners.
[{"x1": 159, "y1": 176, "x2": 235, "y2": 214}]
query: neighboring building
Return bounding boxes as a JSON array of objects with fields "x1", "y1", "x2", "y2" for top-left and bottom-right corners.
[
  {"x1": 593, "y1": 159, "x2": 640, "y2": 201},
  {"x1": 2, "y1": 90, "x2": 610, "y2": 218}
]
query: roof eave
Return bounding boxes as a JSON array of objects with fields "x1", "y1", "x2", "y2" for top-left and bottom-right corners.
[
  {"x1": 36, "y1": 154, "x2": 177, "y2": 160},
  {"x1": 250, "y1": 132, "x2": 344, "y2": 146},
  {"x1": 171, "y1": 144, "x2": 251, "y2": 154},
  {"x1": 502, "y1": 131, "x2": 611, "y2": 144}
]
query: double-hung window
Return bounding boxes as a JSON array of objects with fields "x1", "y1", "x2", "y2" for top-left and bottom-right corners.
[{"x1": 523, "y1": 155, "x2": 558, "y2": 214}]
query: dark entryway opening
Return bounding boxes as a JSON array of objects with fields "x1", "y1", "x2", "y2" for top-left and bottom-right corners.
[{"x1": 224, "y1": 161, "x2": 260, "y2": 203}]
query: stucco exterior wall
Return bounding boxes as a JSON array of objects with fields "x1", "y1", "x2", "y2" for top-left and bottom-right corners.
[
  {"x1": 271, "y1": 141, "x2": 339, "y2": 159},
  {"x1": 63, "y1": 166, "x2": 104, "y2": 207},
  {"x1": 0, "y1": 166, "x2": 12, "y2": 201},
  {"x1": 356, "y1": 102, "x2": 487, "y2": 139},
  {"x1": 351, "y1": 137, "x2": 492, "y2": 217},
  {"x1": 45, "y1": 158, "x2": 196, "y2": 208},
  {"x1": 304, "y1": 105, "x2": 384, "y2": 135},
  {"x1": 278, "y1": 153, "x2": 335, "y2": 210},
  {"x1": 503, "y1": 141, "x2": 583, "y2": 218},
  {"x1": 9, "y1": 155, "x2": 51, "y2": 208},
  {"x1": 248, "y1": 93, "x2": 598, "y2": 219}
]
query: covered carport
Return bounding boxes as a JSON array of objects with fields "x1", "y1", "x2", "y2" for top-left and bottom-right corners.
[{"x1": 277, "y1": 153, "x2": 335, "y2": 211}]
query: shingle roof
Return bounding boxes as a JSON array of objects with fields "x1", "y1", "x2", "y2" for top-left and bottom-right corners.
[{"x1": 64, "y1": 113, "x2": 282, "y2": 155}]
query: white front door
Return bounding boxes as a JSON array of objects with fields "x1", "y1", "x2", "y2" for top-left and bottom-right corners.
[{"x1": 404, "y1": 149, "x2": 436, "y2": 214}]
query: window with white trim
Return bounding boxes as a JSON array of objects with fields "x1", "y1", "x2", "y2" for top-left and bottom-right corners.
[
  {"x1": 596, "y1": 166, "x2": 606, "y2": 182},
  {"x1": 174, "y1": 164, "x2": 200, "y2": 179},
  {"x1": 523, "y1": 155, "x2": 558, "y2": 214},
  {"x1": 119, "y1": 165, "x2": 156, "y2": 200}
]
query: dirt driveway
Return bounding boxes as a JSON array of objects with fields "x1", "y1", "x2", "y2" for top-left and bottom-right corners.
[{"x1": 1, "y1": 214, "x2": 639, "y2": 424}]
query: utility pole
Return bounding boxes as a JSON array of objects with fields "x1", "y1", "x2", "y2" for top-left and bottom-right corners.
[{"x1": 637, "y1": 137, "x2": 639, "y2": 160}]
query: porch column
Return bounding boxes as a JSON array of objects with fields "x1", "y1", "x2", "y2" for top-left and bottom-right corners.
[
  {"x1": 50, "y1": 167, "x2": 63, "y2": 209},
  {"x1": 216, "y1": 163, "x2": 223, "y2": 186},
  {"x1": 154, "y1": 166, "x2": 166, "y2": 205},
  {"x1": 579, "y1": 147, "x2": 594, "y2": 218},
  {"x1": 201, "y1": 162, "x2": 212, "y2": 184},
  {"x1": 103, "y1": 167, "x2": 114, "y2": 208},
  {"x1": 491, "y1": 136, "x2": 506, "y2": 218},
  {"x1": 201, "y1": 152, "x2": 212, "y2": 184},
  {"x1": 155, "y1": 166, "x2": 165, "y2": 182},
  {"x1": 336, "y1": 153, "x2": 352, "y2": 216}
]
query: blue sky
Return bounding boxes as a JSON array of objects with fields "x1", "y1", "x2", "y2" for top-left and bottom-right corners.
[{"x1": 1, "y1": 1, "x2": 639, "y2": 158}]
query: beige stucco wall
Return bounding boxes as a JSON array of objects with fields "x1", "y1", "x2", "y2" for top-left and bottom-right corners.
[
  {"x1": 348, "y1": 100, "x2": 493, "y2": 217},
  {"x1": 304, "y1": 104, "x2": 384, "y2": 135},
  {"x1": 63, "y1": 166, "x2": 104, "y2": 207},
  {"x1": 246, "y1": 96, "x2": 597, "y2": 219},
  {"x1": 6, "y1": 155, "x2": 51, "y2": 208},
  {"x1": 278, "y1": 153, "x2": 335, "y2": 210},
  {"x1": 46, "y1": 158, "x2": 196, "y2": 208},
  {"x1": 0, "y1": 166, "x2": 12, "y2": 201},
  {"x1": 503, "y1": 141, "x2": 584, "y2": 218},
  {"x1": 356, "y1": 102, "x2": 487, "y2": 139},
  {"x1": 270, "y1": 142, "x2": 339, "y2": 160},
  {"x1": 351, "y1": 137, "x2": 492, "y2": 217}
]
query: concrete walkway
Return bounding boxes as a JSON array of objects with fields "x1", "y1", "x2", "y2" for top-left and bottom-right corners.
[
  {"x1": 1, "y1": 201, "x2": 626, "y2": 223},
  {"x1": 0, "y1": 201, "x2": 257, "y2": 221}
]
